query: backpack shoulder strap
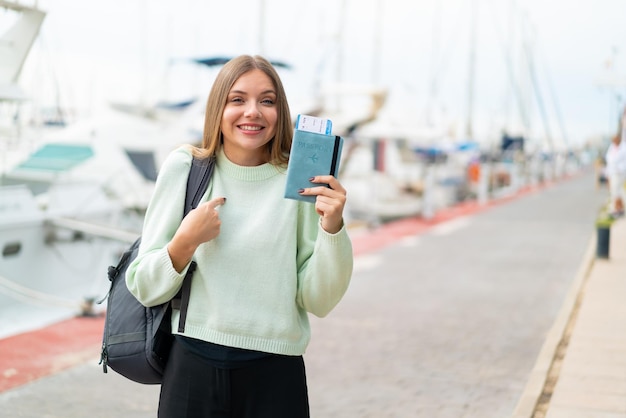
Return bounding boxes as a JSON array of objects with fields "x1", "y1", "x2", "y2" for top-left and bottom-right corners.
[
  {"x1": 184, "y1": 155, "x2": 216, "y2": 216},
  {"x1": 174, "y1": 155, "x2": 215, "y2": 332}
]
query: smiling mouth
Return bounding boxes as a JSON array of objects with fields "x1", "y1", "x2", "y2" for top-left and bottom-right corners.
[{"x1": 239, "y1": 125, "x2": 263, "y2": 131}]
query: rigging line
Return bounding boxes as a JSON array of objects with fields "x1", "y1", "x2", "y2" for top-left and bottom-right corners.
[
  {"x1": 485, "y1": 0, "x2": 532, "y2": 134},
  {"x1": 36, "y1": 22, "x2": 74, "y2": 124},
  {"x1": 40, "y1": 222, "x2": 131, "y2": 299},
  {"x1": 42, "y1": 225, "x2": 131, "y2": 297},
  {"x1": 428, "y1": 0, "x2": 473, "y2": 105},
  {"x1": 46, "y1": 237, "x2": 110, "y2": 277},
  {"x1": 0, "y1": 274, "x2": 83, "y2": 309},
  {"x1": 413, "y1": 5, "x2": 456, "y2": 125},
  {"x1": 466, "y1": 0, "x2": 478, "y2": 138},
  {"x1": 535, "y1": 42, "x2": 569, "y2": 149},
  {"x1": 523, "y1": 38, "x2": 555, "y2": 151},
  {"x1": 425, "y1": 0, "x2": 443, "y2": 116},
  {"x1": 426, "y1": 1, "x2": 478, "y2": 121}
]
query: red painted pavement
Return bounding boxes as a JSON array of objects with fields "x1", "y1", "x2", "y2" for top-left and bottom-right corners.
[
  {"x1": 0, "y1": 178, "x2": 563, "y2": 392},
  {"x1": 350, "y1": 182, "x2": 545, "y2": 255},
  {"x1": 0, "y1": 315, "x2": 105, "y2": 392}
]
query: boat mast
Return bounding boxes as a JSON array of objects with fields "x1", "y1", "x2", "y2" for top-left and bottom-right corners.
[
  {"x1": 259, "y1": 0, "x2": 266, "y2": 55},
  {"x1": 465, "y1": 0, "x2": 477, "y2": 139},
  {"x1": 426, "y1": 0, "x2": 442, "y2": 126},
  {"x1": 372, "y1": 0, "x2": 382, "y2": 85}
]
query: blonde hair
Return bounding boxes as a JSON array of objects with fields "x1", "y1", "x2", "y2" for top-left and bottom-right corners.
[{"x1": 191, "y1": 55, "x2": 293, "y2": 166}]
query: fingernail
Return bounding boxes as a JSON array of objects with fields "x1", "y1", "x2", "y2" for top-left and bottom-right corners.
[
  {"x1": 308, "y1": 177, "x2": 315, "y2": 182},
  {"x1": 298, "y1": 188, "x2": 305, "y2": 194}
]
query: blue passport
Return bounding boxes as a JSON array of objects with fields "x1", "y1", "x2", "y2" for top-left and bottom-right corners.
[{"x1": 284, "y1": 130, "x2": 344, "y2": 203}]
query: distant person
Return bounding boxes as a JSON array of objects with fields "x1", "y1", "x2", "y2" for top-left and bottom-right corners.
[
  {"x1": 126, "y1": 55, "x2": 353, "y2": 417},
  {"x1": 604, "y1": 109, "x2": 626, "y2": 216}
]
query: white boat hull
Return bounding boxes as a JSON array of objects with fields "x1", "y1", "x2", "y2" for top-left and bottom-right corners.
[{"x1": 0, "y1": 185, "x2": 133, "y2": 338}]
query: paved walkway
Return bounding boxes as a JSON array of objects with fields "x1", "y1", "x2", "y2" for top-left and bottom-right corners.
[
  {"x1": 513, "y1": 217, "x2": 626, "y2": 418},
  {"x1": 0, "y1": 169, "x2": 624, "y2": 417},
  {"x1": 304, "y1": 170, "x2": 611, "y2": 417}
]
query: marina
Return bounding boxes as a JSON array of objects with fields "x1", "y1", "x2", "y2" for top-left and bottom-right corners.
[
  {"x1": 1, "y1": 168, "x2": 622, "y2": 417},
  {"x1": 0, "y1": 0, "x2": 600, "y2": 340},
  {"x1": 1, "y1": 0, "x2": 625, "y2": 416}
]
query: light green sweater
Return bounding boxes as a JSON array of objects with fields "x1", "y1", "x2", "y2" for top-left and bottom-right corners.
[{"x1": 126, "y1": 147, "x2": 353, "y2": 356}]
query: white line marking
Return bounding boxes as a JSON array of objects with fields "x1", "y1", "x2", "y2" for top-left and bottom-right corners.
[
  {"x1": 353, "y1": 254, "x2": 383, "y2": 273},
  {"x1": 399, "y1": 236, "x2": 421, "y2": 247},
  {"x1": 429, "y1": 216, "x2": 472, "y2": 236}
]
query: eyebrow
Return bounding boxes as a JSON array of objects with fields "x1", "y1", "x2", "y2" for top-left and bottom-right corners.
[{"x1": 229, "y1": 89, "x2": 276, "y2": 95}]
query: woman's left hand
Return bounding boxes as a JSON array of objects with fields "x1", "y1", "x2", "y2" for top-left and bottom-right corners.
[{"x1": 300, "y1": 175, "x2": 347, "y2": 234}]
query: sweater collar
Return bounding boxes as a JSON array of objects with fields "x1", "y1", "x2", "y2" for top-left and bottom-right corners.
[{"x1": 216, "y1": 149, "x2": 281, "y2": 182}]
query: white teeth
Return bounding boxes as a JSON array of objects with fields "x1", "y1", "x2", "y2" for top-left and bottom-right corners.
[{"x1": 240, "y1": 125, "x2": 262, "y2": 131}]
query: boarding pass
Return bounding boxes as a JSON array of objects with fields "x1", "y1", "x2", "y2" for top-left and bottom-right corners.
[{"x1": 295, "y1": 114, "x2": 333, "y2": 135}]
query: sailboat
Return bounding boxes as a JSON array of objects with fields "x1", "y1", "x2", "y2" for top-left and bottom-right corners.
[
  {"x1": 339, "y1": 0, "x2": 582, "y2": 224},
  {"x1": 0, "y1": 1, "x2": 139, "y2": 339}
]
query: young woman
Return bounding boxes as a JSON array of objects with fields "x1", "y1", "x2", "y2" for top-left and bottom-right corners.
[{"x1": 126, "y1": 55, "x2": 353, "y2": 417}]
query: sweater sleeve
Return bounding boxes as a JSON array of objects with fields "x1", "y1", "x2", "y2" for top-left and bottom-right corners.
[
  {"x1": 295, "y1": 202, "x2": 353, "y2": 318},
  {"x1": 126, "y1": 147, "x2": 194, "y2": 307}
]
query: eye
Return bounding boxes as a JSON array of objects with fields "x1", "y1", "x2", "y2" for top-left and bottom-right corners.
[
  {"x1": 230, "y1": 97, "x2": 244, "y2": 104},
  {"x1": 261, "y1": 98, "x2": 275, "y2": 105}
]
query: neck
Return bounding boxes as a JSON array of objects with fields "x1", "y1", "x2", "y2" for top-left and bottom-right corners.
[{"x1": 223, "y1": 146, "x2": 269, "y2": 166}]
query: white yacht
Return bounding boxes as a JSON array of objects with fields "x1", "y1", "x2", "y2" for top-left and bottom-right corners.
[{"x1": 0, "y1": 1, "x2": 140, "y2": 339}]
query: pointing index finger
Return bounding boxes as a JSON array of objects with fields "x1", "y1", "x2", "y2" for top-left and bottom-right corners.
[{"x1": 206, "y1": 197, "x2": 227, "y2": 209}]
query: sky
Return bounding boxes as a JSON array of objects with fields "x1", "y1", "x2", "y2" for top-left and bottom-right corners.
[{"x1": 7, "y1": 0, "x2": 626, "y2": 149}]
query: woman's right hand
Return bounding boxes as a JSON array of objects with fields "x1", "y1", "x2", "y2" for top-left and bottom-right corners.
[{"x1": 167, "y1": 197, "x2": 226, "y2": 272}]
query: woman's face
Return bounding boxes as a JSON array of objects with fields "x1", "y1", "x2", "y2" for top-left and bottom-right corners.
[{"x1": 221, "y1": 69, "x2": 278, "y2": 166}]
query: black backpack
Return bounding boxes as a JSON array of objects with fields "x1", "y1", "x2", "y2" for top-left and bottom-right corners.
[{"x1": 99, "y1": 156, "x2": 215, "y2": 384}]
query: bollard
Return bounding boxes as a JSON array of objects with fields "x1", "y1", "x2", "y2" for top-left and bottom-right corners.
[{"x1": 596, "y1": 226, "x2": 610, "y2": 259}]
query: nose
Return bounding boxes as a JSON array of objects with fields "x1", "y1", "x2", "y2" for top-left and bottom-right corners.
[{"x1": 244, "y1": 102, "x2": 261, "y2": 117}]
